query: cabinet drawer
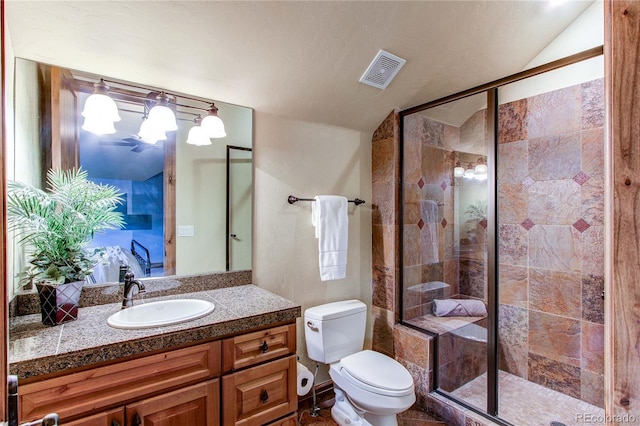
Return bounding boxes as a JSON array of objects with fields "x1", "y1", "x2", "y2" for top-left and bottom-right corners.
[
  {"x1": 222, "y1": 355, "x2": 297, "y2": 426},
  {"x1": 222, "y1": 324, "x2": 296, "y2": 372},
  {"x1": 19, "y1": 341, "x2": 221, "y2": 422}
]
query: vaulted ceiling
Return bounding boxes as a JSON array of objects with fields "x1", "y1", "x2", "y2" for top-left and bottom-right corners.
[{"x1": 6, "y1": 1, "x2": 594, "y2": 133}]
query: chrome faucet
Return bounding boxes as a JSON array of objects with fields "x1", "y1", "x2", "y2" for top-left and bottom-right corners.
[{"x1": 122, "y1": 271, "x2": 146, "y2": 309}]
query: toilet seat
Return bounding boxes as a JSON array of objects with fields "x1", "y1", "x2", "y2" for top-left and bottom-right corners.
[{"x1": 339, "y1": 350, "x2": 414, "y2": 397}]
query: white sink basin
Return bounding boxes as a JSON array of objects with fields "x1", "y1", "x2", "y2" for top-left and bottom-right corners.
[{"x1": 107, "y1": 299, "x2": 215, "y2": 329}]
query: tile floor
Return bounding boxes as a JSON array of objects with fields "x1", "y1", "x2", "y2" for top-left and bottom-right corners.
[{"x1": 450, "y1": 370, "x2": 605, "y2": 426}]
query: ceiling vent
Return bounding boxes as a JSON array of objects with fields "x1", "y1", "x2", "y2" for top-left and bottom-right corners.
[{"x1": 359, "y1": 50, "x2": 406, "y2": 90}]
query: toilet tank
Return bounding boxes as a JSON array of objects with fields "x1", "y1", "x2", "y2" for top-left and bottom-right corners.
[{"x1": 304, "y1": 299, "x2": 366, "y2": 364}]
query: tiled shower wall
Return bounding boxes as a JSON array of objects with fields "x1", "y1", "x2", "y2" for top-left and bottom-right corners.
[{"x1": 497, "y1": 78, "x2": 605, "y2": 407}]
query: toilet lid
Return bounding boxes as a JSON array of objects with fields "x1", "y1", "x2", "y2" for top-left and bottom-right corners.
[{"x1": 340, "y1": 350, "x2": 413, "y2": 393}]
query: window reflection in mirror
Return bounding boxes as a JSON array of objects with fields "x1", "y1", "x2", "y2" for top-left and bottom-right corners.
[{"x1": 9, "y1": 58, "x2": 253, "y2": 292}]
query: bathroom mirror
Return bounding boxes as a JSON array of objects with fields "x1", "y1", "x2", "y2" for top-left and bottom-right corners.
[{"x1": 8, "y1": 58, "x2": 253, "y2": 290}]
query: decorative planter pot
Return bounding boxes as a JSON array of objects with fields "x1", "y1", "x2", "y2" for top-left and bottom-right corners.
[{"x1": 35, "y1": 281, "x2": 84, "y2": 326}]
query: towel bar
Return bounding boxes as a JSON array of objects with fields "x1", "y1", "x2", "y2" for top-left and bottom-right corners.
[{"x1": 288, "y1": 195, "x2": 365, "y2": 206}]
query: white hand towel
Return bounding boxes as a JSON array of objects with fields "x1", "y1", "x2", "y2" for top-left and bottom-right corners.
[{"x1": 312, "y1": 195, "x2": 348, "y2": 281}]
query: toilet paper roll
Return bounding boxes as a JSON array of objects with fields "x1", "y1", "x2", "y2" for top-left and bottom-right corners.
[{"x1": 296, "y1": 361, "x2": 314, "y2": 396}]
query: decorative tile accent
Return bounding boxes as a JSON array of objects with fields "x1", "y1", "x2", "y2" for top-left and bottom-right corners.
[
  {"x1": 418, "y1": 219, "x2": 425, "y2": 230},
  {"x1": 573, "y1": 219, "x2": 591, "y2": 233},
  {"x1": 478, "y1": 219, "x2": 487, "y2": 229},
  {"x1": 573, "y1": 171, "x2": 590, "y2": 186},
  {"x1": 441, "y1": 218, "x2": 447, "y2": 228},
  {"x1": 521, "y1": 176, "x2": 535, "y2": 189},
  {"x1": 418, "y1": 177, "x2": 425, "y2": 189},
  {"x1": 441, "y1": 180, "x2": 447, "y2": 191},
  {"x1": 521, "y1": 218, "x2": 535, "y2": 230}
]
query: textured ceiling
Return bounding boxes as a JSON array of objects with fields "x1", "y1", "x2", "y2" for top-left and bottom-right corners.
[{"x1": 6, "y1": 0, "x2": 594, "y2": 133}]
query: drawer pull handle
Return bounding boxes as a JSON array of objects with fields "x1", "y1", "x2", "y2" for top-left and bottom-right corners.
[
  {"x1": 261, "y1": 341, "x2": 269, "y2": 353},
  {"x1": 131, "y1": 413, "x2": 141, "y2": 426},
  {"x1": 261, "y1": 389, "x2": 269, "y2": 403}
]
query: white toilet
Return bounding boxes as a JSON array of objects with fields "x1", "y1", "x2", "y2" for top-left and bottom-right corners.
[{"x1": 304, "y1": 300, "x2": 416, "y2": 426}]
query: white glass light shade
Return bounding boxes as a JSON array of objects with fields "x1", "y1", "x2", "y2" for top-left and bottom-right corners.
[
  {"x1": 454, "y1": 166, "x2": 465, "y2": 177},
  {"x1": 186, "y1": 125, "x2": 212, "y2": 146},
  {"x1": 474, "y1": 163, "x2": 488, "y2": 174},
  {"x1": 147, "y1": 105, "x2": 178, "y2": 132},
  {"x1": 464, "y1": 168, "x2": 475, "y2": 179},
  {"x1": 82, "y1": 116, "x2": 116, "y2": 135},
  {"x1": 138, "y1": 119, "x2": 167, "y2": 145},
  {"x1": 81, "y1": 93, "x2": 121, "y2": 123},
  {"x1": 201, "y1": 115, "x2": 226, "y2": 138}
]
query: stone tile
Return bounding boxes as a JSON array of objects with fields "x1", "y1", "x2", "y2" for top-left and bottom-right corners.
[
  {"x1": 372, "y1": 265, "x2": 395, "y2": 311},
  {"x1": 372, "y1": 110, "x2": 396, "y2": 142},
  {"x1": 443, "y1": 123, "x2": 461, "y2": 152},
  {"x1": 582, "y1": 274, "x2": 605, "y2": 324},
  {"x1": 581, "y1": 78, "x2": 605, "y2": 130},
  {"x1": 421, "y1": 262, "x2": 444, "y2": 284},
  {"x1": 528, "y1": 225, "x2": 581, "y2": 273},
  {"x1": 527, "y1": 84, "x2": 582, "y2": 138},
  {"x1": 581, "y1": 127, "x2": 605, "y2": 179},
  {"x1": 528, "y1": 179, "x2": 581, "y2": 226},
  {"x1": 498, "y1": 264, "x2": 528, "y2": 308},
  {"x1": 582, "y1": 176, "x2": 604, "y2": 226},
  {"x1": 498, "y1": 224, "x2": 529, "y2": 267},
  {"x1": 404, "y1": 202, "x2": 421, "y2": 226},
  {"x1": 422, "y1": 145, "x2": 447, "y2": 185},
  {"x1": 404, "y1": 181, "x2": 422, "y2": 204},
  {"x1": 528, "y1": 353, "x2": 581, "y2": 399},
  {"x1": 529, "y1": 268, "x2": 581, "y2": 319},
  {"x1": 443, "y1": 259, "x2": 460, "y2": 295},
  {"x1": 498, "y1": 98, "x2": 528, "y2": 144},
  {"x1": 459, "y1": 109, "x2": 487, "y2": 154},
  {"x1": 498, "y1": 139, "x2": 528, "y2": 184},
  {"x1": 581, "y1": 369, "x2": 605, "y2": 409},
  {"x1": 372, "y1": 306, "x2": 395, "y2": 357},
  {"x1": 424, "y1": 116, "x2": 445, "y2": 147},
  {"x1": 394, "y1": 324, "x2": 433, "y2": 369},
  {"x1": 403, "y1": 224, "x2": 420, "y2": 267},
  {"x1": 372, "y1": 137, "x2": 396, "y2": 183},
  {"x1": 498, "y1": 304, "x2": 528, "y2": 377},
  {"x1": 400, "y1": 358, "x2": 433, "y2": 408},
  {"x1": 582, "y1": 226, "x2": 604, "y2": 278},
  {"x1": 528, "y1": 132, "x2": 582, "y2": 181},
  {"x1": 498, "y1": 183, "x2": 528, "y2": 225},
  {"x1": 373, "y1": 224, "x2": 398, "y2": 268},
  {"x1": 373, "y1": 179, "x2": 397, "y2": 225},
  {"x1": 404, "y1": 136, "x2": 423, "y2": 184},
  {"x1": 529, "y1": 311, "x2": 581, "y2": 367},
  {"x1": 404, "y1": 265, "x2": 422, "y2": 288},
  {"x1": 582, "y1": 321, "x2": 604, "y2": 374},
  {"x1": 459, "y1": 259, "x2": 485, "y2": 299}
]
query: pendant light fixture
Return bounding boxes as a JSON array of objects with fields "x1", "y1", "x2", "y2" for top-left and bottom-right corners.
[
  {"x1": 147, "y1": 92, "x2": 178, "y2": 132},
  {"x1": 186, "y1": 115, "x2": 212, "y2": 146},
  {"x1": 200, "y1": 103, "x2": 226, "y2": 138},
  {"x1": 474, "y1": 157, "x2": 488, "y2": 175},
  {"x1": 138, "y1": 114, "x2": 167, "y2": 145},
  {"x1": 454, "y1": 161, "x2": 465, "y2": 178},
  {"x1": 81, "y1": 79, "x2": 121, "y2": 135}
]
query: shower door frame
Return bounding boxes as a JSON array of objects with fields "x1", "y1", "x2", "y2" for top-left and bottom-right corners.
[{"x1": 398, "y1": 45, "x2": 604, "y2": 424}]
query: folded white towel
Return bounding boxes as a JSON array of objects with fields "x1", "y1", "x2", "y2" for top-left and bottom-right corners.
[
  {"x1": 433, "y1": 299, "x2": 487, "y2": 317},
  {"x1": 312, "y1": 195, "x2": 348, "y2": 281}
]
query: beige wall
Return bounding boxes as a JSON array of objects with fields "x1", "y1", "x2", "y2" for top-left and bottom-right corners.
[{"x1": 253, "y1": 111, "x2": 373, "y2": 382}]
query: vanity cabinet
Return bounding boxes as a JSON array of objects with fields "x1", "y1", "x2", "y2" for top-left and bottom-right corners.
[{"x1": 17, "y1": 323, "x2": 297, "y2": 425}]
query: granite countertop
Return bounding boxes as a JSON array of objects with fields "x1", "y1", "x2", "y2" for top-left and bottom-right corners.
[{"x1": 9, "y1": 284, "x2": 301, "y2": 380}]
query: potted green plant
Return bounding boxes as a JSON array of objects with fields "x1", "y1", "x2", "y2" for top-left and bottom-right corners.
[{"x1": 7, "y1": 168, "x2": 124, "y2": 325}]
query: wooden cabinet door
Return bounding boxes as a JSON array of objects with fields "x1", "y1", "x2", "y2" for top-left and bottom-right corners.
[
  {"x1": 125, "y1": 379, "x2": 219, "y2": 426},
  {"x1": 64, "y1": 408, "x2": 125, "y2": 426},
  {"x1": 222, "y1": 355, "x2": 297, "y2": 426}
]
